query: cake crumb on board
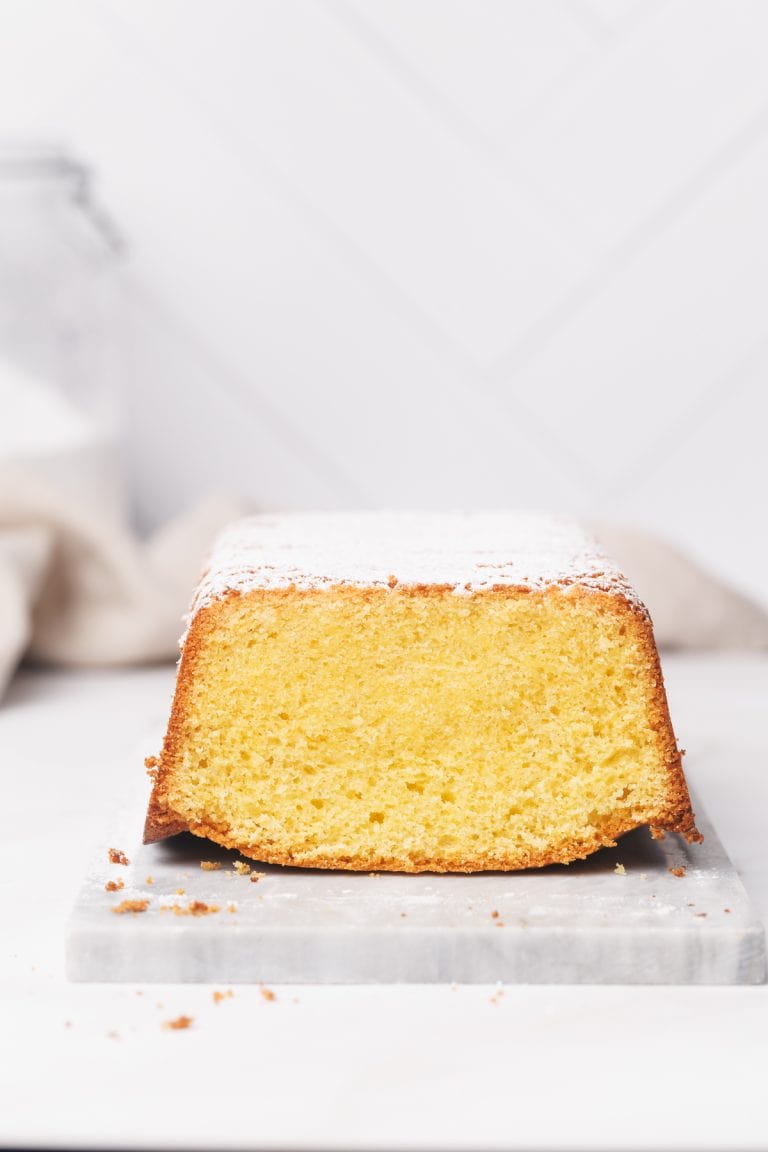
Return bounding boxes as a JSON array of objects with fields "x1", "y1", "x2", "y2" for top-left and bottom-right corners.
[
  {"x1": 213, "y1": 990, "x2": 234, "y2": 1004},
  {"x1": 614, "y1": 863, "x2": 626, "y2": 875},
  {"x1": 200, "y1": 861, "x2": 221, "y2": 871},
  {"x1": 108, "y1": 848, "x2": 129, "y2": 866},
  {"x1": 668, "y1": 866, "x2": 686, "y2": 878},
  {"x1": 163, "y1": 1015, "x2": 193, "y2": 1030},
  {"x1": 259, "y1": 986, "x2": 276, "y2": 1002},
  {"x1": 163, "y1": 900, "x2": 221, "y2": 917},
  {"x1": 111, "y1": 899, "x2": 149, "y2": 915},
  {"x1": 105, "y1": 879, "x2": 124, "y2": 892},
  {"x1": 233, "y1": 860, "x2": 251, "y2": 875}
]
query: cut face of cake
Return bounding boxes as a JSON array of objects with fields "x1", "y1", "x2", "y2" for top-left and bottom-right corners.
[{"x1": 144, "y1": 513, "x2": 701, "y2": 872}]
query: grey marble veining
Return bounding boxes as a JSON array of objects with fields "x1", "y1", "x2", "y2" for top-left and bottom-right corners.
[{"x1": 67, "y1": 802, "x2": 765, "y2": 984}]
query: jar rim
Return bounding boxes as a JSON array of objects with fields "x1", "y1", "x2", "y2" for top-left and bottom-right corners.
[
  {"x1": 0, "y1": 144, "x2": 88, "y2": 187},
  {"x1": 0, "y1": 143, "x2": 124, "y2": 255}
]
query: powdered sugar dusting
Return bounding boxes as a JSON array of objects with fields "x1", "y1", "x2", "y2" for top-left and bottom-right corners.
[{"x1": 182, "y1": 513, "x2": 645, "y2": 644}]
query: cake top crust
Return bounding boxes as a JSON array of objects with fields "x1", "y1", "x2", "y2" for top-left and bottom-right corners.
[{"x1": 185, "y1": 513, "x2": 645, "y2": 637}]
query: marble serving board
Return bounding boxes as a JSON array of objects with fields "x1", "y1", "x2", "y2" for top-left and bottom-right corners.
[{"x1": 67, "y1": 803, "x2": 765, "y2": 985}]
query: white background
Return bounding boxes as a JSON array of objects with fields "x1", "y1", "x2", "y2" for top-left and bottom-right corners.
[{"x1": 0, "y1": 1, "x2": 766, "y2": 604}]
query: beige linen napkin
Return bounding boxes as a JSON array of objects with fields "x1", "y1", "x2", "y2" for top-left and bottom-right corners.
[
  {"x1": 0, "y1": 464, "x2": 242, "y2": 698},
  {"x1": 593, "y1": 523, "x2": 768, "y2": 651}
]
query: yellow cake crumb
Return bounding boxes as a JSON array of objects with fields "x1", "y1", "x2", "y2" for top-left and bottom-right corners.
[
  {"x1": 162, "y1": 900, "x2": 220, "y2": 917},
  {"x1": 163, "y1": 1015, "x2": 193, "y2": 1030},
  {"x1": 614, "y1": 863, "x2": 626, "y2": 875},
  {"x1": 200, "y1": 861, "x2": 221, "y2": 871},
  {"x1": 111, "y1": 899, "x2": 149, "y2": 915}
]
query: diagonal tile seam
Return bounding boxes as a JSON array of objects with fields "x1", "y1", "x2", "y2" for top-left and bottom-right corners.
[
  {"x1": 318, "y1": 0, "x2": 498, "y2": 159},
  {"x1": 487, "y1": 93, "x2": 768, "y2": 391},
  {"x1": 317, "y1": 0, "x2": 592, "y2": 231},
  {"x1": 321, "y1": 0, "x2": 673, "y2": 226},
  {"x1": 125, "y1": 273, "x2": 372, "y2": 505},
  {"x1": 315, "y1": 0, "x2": 768, "y2": 497},
  {"x1": 549, "y1": 0, "x2": 618, "y2": 43},
  {"x1": 548, "y1": 0, "x2": 674, "y2": 51},
  {"x1": 93, "y1": 0, "x2": 768, "y2": 499},
  {"x1": 90, "y1": 0, "x2": 601, "y2": 495},
  {"x1": 602, "y1": 329, "x2": 768, "y2": 504},
  {"x1": 497, "y1": 0, "x2": 672, "y2": 161}
]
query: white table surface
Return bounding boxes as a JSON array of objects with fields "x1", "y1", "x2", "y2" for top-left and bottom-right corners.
[{"x1": 1, "y1": 654, "x2": 767, "y2": 1152}]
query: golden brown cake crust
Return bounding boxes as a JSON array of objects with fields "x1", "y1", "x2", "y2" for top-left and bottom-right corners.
[{"x1": 143, "y1": 583, "x2": 701, "y2": 870}]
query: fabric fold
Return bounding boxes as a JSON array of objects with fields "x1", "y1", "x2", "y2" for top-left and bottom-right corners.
[{"x1": 0, "y1": 464, "x2": 242, "y2": 699}]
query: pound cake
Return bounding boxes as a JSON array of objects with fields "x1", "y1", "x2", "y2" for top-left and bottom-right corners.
[{"x1": 144, "y1": 512, "x2": 701, "y2": 872}]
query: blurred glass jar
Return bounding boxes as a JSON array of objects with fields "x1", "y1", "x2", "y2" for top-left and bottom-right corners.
[{"x1": 0, "y1": 144, "x2": 126, "y2": 519}]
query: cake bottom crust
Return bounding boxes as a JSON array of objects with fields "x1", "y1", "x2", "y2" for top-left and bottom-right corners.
[{"x1": 144, "y1": 801, "x2": 701, "y2": 873}]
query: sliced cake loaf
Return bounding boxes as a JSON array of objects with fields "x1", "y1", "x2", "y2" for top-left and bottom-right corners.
[{"x1": 144, "y1": 513, "x2": 700, "y2": 871}]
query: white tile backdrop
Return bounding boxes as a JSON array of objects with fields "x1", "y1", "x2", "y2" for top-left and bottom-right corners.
[{"x1": 0, "y1": 0, "x2": 766, "y2": 604}]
